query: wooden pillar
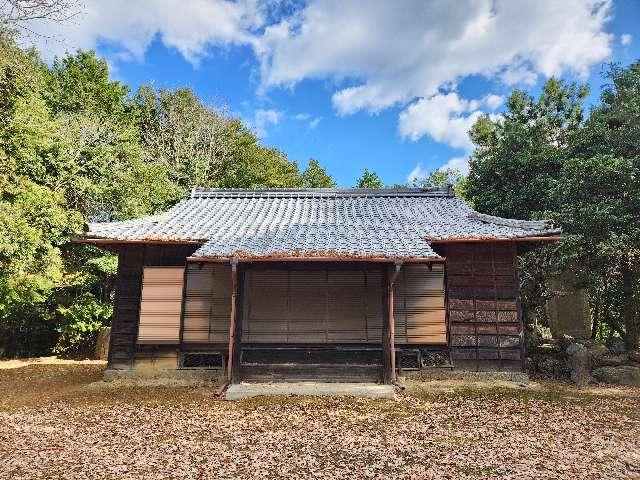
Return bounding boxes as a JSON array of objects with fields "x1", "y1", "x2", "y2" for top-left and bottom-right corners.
[
  {"x1": 382, "y1": 266, "x2": 396, "y2": 384},
  {"x1": 382, "y1": 261, "x2": 402, "y2": 384},
  {"x1": 227, "y1": 258, "x2": 243, "y2": 383}
]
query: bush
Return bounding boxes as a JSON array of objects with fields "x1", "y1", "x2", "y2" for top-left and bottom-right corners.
[
  {"x1": 0, "y1": 305, "x2": 58, "y2": 358},
  {"x1": 54, "y1": 295, "x2": 112, "y2": 359}
]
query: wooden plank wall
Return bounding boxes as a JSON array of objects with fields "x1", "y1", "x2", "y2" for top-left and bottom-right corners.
[
  {"x1": 442, "y1": 242, "x2": 523, "y2": 371},
  {"x1": 107, "y1": 244, "x2": 198, "y2": 369},
  {"x1": 108, "y1": 246, "x2": 144, "y2": 369},
  {"x1": 182, "y1": 263, "x2": 231, "y2": 343}
]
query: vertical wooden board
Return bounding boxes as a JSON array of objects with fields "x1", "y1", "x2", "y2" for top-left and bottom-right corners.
[
  {"x1": 137, "y1": 267, "x2": 184, "y2": 344},
  {"x1": 182, "y1": 264, "x2": 231, "y2": 343},
  {"x1": 365, "y1": 268, "x2": 383, "y2": 342},
  {"x1": 393, "y1": 264, "x2": 446, "y2": 345},
  {"x1": 243, "y1": 269, "x2": 289, "y2": 342},
  {"x1": 289, "y1": 270, "x2": 327, "y2": 327},
  {"x1": 210, "y1": 264, "x2": 232, "y2": 342},
  {"x1": 327, "y1": 269, "x2": 367, "y2": 342}
]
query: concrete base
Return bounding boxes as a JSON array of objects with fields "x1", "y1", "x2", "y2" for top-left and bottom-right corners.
[
  {"x1": 403, "y1": 368, "x2": 529, "y2": 384},
  {"x1": 104, "y1": 368, "x2": 224, "y2": 383},
  {"x1": 225, "y1": 382, "x2": 396, "y2": 400}
]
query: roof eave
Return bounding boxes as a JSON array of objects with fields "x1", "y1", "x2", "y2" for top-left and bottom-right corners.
[
  {"x1": 427, "y1": 235, "x2": 563, "y2": 244},
  {"x1": 187, "y1": 255, "x2": 445, "y2": 264}
]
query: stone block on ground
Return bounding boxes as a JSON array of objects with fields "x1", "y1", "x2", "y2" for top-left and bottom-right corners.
[
  {"x1": 546, "y1": 273, "x2": 591, "y2": 339},
  {"x1": 597, "y1": 354, "x2": 629, "y2": 367},
  {"x1": 607, "y1": 337, "x2": 627, "y2": 355},
  {"x1": 592, "y1": 366, "x2": 640, "y2": 386},
  {"x1": 225, "y1": 382, "x2": 396, "y2": 400},
  {"x1": 534, "y1": 355, "x2": 569, "y2": 378},
  {"x1": 566, "y1": 343, "x2": 592, "y2": 387}
]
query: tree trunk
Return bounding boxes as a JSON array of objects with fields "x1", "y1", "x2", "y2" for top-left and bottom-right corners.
[
  {"x1": 621, "y1": 260, "x2": 639, "y2": 351},
  {"x1": 591, "y1": 294, "x2": 600, "y2": 340}
]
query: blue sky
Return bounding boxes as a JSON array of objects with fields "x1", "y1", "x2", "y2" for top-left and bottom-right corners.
[{"x1": 28, "y1": 0, "x2": 640, "y2": 187}]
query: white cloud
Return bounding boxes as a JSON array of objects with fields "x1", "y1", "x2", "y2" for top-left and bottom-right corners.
[
  {"x1": 253, "y1": 109, "x2": 282, "y2": 137},
  {"x1": 257, "y1": 0, "x2": 613, "y2": 114},
  {"x1": 28, "y1": 1, "x2": 612, "y2": 104},
  {"x1": 621, "y1": 34, "x2": 632, "y2": 46},
  {"x1": 21, "y1": 0, "x2": 265, "y2": 63},
  {"x1": 308, "y1": 117, "x2": 321, "y2": 129},
  {"x1": 19, "y1": 0, "x2": 614, "y2": 169},
  {"x1": 407, "y1": 163, "x2": 429, "y2": 184},
  {"x1": 500, "y1": 64, "x2": 539, "y2": 86},
  {"x1": 441, "y1": 155, "x2": 471, "y2": 175},
  {"x1": 399, "y1": 90, "x2": 503, "y2": 174},
  {"x1": 407, "y1": 155, "x2": 471, "y2": 184},
  {"x1": 294, "y1": 112, "x2": 321, "y2": 129},
  {"x1": 483, "y1": 94, "x2": 504, "y2": 111},
  {"x1": 398, "y1": 92, "x2": 483, "y2": 150}
]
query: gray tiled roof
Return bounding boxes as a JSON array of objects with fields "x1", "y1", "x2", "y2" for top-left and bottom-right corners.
[{"x1": 84, "y1": 188, "x2": 560, "y2": 260}]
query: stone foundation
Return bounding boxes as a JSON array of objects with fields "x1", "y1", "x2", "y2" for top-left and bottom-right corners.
[{"x1": 402, "y1": 368, "x2": 529, "y2": 384}]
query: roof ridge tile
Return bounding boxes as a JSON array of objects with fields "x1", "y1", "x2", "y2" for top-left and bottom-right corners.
[{"x1": 189, "y1": 187, "x2": 453, "y2": 199}]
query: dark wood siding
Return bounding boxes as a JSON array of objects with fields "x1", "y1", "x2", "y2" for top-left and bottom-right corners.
[
  {"x1": 107, "y1": 244, "x2": 198, "y2": 369},
  {"x1": 442, "y1": 242, "x2": 523, "y2": 371},
  {"x1": 108, "y1": 246, "x2": 145, "y2": 369}
]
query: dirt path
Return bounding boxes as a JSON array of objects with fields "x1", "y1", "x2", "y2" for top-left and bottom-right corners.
[{"x1": 0, "y1": 361, "x2": 638, "y2": 479}]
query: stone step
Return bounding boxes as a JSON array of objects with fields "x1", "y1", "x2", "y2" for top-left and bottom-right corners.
[{"x1": 225, "y1": 382, "x2": 396, "y2": 400}]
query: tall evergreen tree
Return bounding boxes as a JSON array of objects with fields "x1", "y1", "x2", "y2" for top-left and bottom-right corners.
[
  {"x1": 301, "y1": 158, "x2": 336, "y2": 188},
  {"x1": 355, "y1": 168, "x2": 384, "y2": 189}
]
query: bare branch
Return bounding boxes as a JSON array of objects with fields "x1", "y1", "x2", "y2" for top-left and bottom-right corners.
[{"x1": 0, "y1": 0, "x2": 82, "y2": 26}]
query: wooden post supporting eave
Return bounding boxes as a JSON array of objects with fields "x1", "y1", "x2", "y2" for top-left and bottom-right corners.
[
  {"x1": 227, "y1": 257, "x2": 242, "y2": 383},
  {"x1": 382, "y1": 260, "x2": 402, "y2": 384}
]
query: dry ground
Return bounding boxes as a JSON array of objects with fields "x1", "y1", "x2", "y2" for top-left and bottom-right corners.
[{"x1": 0, "y1": 360, "x2": 639, "y2": 479}]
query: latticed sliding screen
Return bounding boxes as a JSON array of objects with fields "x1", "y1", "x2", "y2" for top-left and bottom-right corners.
[
  {"x1": 393, "y1": 264, "x2": 447, "y2": 344},
  {"x1": 242, "y1": 268, "x2": 384, "y2": 343},
  {"x1": 242, "y1": 265, "x2": 446, "y2": 344},
  {"x1": 182, "y1": 263, "x2": 231, "y2": 343},
  {"x1": 137, "y1": 267, "x2": 184, "y2": 344}
]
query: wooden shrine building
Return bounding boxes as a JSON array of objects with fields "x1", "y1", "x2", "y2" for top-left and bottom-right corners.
[{"x1": 77, "y1": 187, "x2": 560, "y2": 384}]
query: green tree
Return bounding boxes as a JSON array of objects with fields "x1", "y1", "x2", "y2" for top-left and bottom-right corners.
[
  {"x1": 558, "y1": 61, "x2": 640, "y2": 349},
  {"x1": 409, "y1": 167, "x2": 467, "y2": 198},
  {"x1": 0, "y1": 31, "x2": 320, "y2": 358},
  {"x1": 552, "y1": 155, "x2": 640, "y2": 347},
  {"x1": 355, "y1": 168, "x2": 384, "y2": 188},
  {"x1": 0, "y1": 38, "x2": 175, "y2": 356},
  {"x1": 467, "y1": 78, "x2": 588, "y2": 219},
  {"x1": 466, "y1": 65, "x2": 640, "y2": 350},
  {"x1": 301, "y1": 158, "x2": 336, "y2": 188},
  {"x1": 133, "y1": 86, "x2": 303, "y2": 189}
]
